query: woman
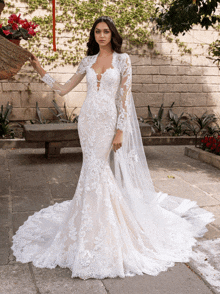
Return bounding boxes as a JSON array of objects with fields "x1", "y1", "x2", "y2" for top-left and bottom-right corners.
[{"x1": 12, "y1": 16, "x2": 214, "y2": 280}]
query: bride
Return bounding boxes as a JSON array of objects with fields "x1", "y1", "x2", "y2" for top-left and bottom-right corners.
[{"x1": 12, "y1": 16, "x2": 214, "y2": 280}]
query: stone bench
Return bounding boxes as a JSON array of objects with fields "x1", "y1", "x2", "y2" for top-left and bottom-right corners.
[
  {"x1": 23, "y1": 123, "x2": 152, "y2": 158},
  {"x1": 24, "y1": 123, "x2": 80, "y2": 158}
]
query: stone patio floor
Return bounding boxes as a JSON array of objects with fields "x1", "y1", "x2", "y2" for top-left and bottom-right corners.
[{"x1": 0, "y1": 145, "x2": 220, "y2": 294}]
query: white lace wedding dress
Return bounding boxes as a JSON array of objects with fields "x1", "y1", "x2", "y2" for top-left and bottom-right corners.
[{"x1": 12, "y1": 51, "x2": 214, "y2": 279}]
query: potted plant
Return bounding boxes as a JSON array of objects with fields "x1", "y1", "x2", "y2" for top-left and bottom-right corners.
[{"x1": 0, "y1": 13, "x2": 39, "y2": 45}]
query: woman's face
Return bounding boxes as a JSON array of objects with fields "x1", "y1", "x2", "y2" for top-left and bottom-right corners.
[{"x1": 94, "y1": 22, "x2": 112, "y2": 48}]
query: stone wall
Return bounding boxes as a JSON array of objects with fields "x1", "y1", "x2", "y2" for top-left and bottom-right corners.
[
  {"x1": 0, "y1": 1, "x2": 220, "y2": 122},
  {"x1": 131, "y1": 26, "x2": 220, "y2": 121}
]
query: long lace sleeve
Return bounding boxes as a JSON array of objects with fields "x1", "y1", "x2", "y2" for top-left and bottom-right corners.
[
  {"x1": 41, "y1": 57, "x2": 87, "y2": 97},
  {"x1": 116, "y1": 53, "x2": 132, "y2": 132}
]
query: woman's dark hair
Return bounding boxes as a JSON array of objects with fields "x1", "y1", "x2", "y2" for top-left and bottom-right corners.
[{"x1": 87, "y1": 16, "x2": 122, "y2": 56}]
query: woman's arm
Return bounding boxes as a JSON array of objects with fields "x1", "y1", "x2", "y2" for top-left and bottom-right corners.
[
  {"x1": 30, "y1": 55, "x2": 86, "y2": 97},
  {"x1": 112, "y1": 53, "x2": 132, "y2": 152},
  {"x1": 30, "y1": 55, "x2": 46, "y2": 77}
]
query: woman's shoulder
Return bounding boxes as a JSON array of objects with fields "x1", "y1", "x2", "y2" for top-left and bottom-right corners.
[
  {"x1": 76, "y1": 55, "x2": 95, "y2": 74},
  {"x1": 80, "y1": 54, "x2": 95, "y2": 63},
  {"x1": 115, "y1": 52, "x2": 131, "y2": 71},
  {"x1": 115, "y1": 52, "x2": 131, "y2": 64},
  {"x1": 78, "y1": 54, "x2": 96, "y2": 70},
  {"x1": 115, "y1": 52, "x2": 130, "y2": 59}
]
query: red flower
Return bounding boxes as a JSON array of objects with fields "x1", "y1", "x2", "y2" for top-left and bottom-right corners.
[
  {"x1": 9, "y1": 14, "x2": 17, "y2": 22},
  {"x1": 2, "y1": 13, "x2": 39, "y2": 40},
  {"x1": 206, "y1": 142, "x2": 212, "y2": 148},
  {"x1": 31, "y1": 23, "x2": 38, "y2": 30},
  {"x1": 22, "y1": 20, "x2": 31, "y2": 30},
  {"x1": 211, "y1": 144, "x2": 216, "y2": 151},
  {"x1": 9, "y1": 14, "x2": 21, "y2": 24},
  {"x1": 19, "y1": 19, "x2": 25, "y2": 25},
  {"x1": 28, "y1": 27, "x2": 36, "y2": 36},
  {"x1": 11, "y1": 23, "x2": 18, "y2": 30},
  {"x1": 16, "y1": 14, "x2": 22, "y2": 24},
  {"x1": 3, "y1": 30, "x2": 12, "y2": 36}
]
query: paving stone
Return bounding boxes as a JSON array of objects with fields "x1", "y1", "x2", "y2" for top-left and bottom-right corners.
[
  {"x1": 0, "y1": 228, "x2": 9, "y2": 246},
  {"x1": 11, "y1": 187, "x2": 51, "y2": 212},
  {"x1": 146, "y1": 146, "x2": 220, "y2": 182},
  {"x1": 202, "y1": 206, "x2": 220, "y2": 229},
  {"x1": 201, "y1": 224, "x2": 220, "y2": 241},
  {"x1": 0, "y1": 264, "x2": 36, "y2": 294},
  {"x1": 33, "y1": 266, "x2": 107, "y2": 294},
  {"x1": 0, "y1": 176, "x2": 10, "y2": 196},
  {"x1": 12, "y1": 212, "x2": 35, "y2": 234},
  {"x1": 196, "y1": 183, "x2": 220, "y2": 195},
  {"x1": 102, "y1": 263, "x2": 212, "y2": 294},
  {"x1": 153, "y1": 178, "x2": 220, "y2": 207},
  {"x1": 0, "y1": 253, "x2": 9, "y2": 265},
  {"x1": 148, "y1": 169, "x2": 170, "y2": 180},
  {"x1": 7, "y1": 149, "x2": 46, "y2": 166},
  {"x1": 212, "y1": 194, "x2": 220, "y2": 202},
  {"x1": 43, "y1": 164, "x2": 79, "y2": 184},
  {"x1": 0, "y1": 228, "x2": 10, "y2": 264},
  {"x1": 0, "y1": 154, "x2": 5, "y2": 163},
  {"x1": 0, "y1": 165, "x2": 9, "y2": 172},
  {"x1": 10, "y1": 168, "x2": 47, "y2": 190},
  {"x1": 0, "y1": 197, "x2": 9, "y2": 225},
  {"x1": 171, "y1": 170, "x2": 220, "y2": 185},
  {"x1": 50, "y1": 182, "x2": 77, "y2": 200}
]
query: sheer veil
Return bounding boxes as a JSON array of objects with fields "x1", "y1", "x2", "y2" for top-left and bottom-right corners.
[
  {"x1": 110, "y1": 63, "x2": 214, "y2": 236},
  {"x1": 112, "y1": 92, "x2": 156, "y2": 201}
]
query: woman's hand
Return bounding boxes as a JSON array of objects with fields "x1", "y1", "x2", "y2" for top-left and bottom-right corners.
[
  {"x1": 30, "y1": 54, "x2": 41, "y2": 70},
  {"x1": 112, "y1": 129, "x2": 123, "y2": 152},
  {"x1": 30, "y1": 54, "x2": 46, "y2": 77}
]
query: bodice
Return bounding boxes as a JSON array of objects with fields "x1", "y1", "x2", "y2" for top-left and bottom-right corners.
[
  {"x1": 84, "y1": 51, "x2": 121, "y2": 102},
  {"x1": 41, "y1": 51, "x2": 132, "y2": 132}
]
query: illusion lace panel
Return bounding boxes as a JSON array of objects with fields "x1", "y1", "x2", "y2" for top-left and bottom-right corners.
[
  {"x1": 41, "y1": 57, "x2": 89, "y2": 96},
  {"x1": 116, "y1": 54, "x2": 132, "y2": 132}
]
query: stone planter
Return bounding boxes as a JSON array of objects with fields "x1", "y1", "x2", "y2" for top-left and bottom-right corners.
[
  {"x1": 142, "y1": 136, "x2": 198, "y2": 146},
  {"x1": 185, "y1": 147, "x2": 220, "y2": 170}
]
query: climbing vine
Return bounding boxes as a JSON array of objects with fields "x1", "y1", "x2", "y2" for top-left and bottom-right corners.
[
  {"x1": 1, "y1": 0, "x2": 196, "y2": 76},
  {"x1": 2, "y1": 0, "x2": 160, "y2": 72}
]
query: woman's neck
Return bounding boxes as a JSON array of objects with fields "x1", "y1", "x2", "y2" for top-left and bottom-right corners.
[{"x1": 98, "y1": 46, "x2": 114, "y2": 57}]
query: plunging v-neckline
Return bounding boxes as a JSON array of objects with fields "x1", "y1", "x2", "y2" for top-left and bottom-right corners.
[{"x1": 91, "y1": 51, "x2": 115, "y2": 91}]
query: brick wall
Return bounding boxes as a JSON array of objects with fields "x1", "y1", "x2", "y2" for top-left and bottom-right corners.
[{"x1": 0, "y1": 1, "x2": 220, "y2": 122}]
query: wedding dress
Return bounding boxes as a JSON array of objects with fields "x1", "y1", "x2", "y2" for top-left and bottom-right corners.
[{"x1": 12, "y1": 51, "x2": 214, "y2": 279}]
